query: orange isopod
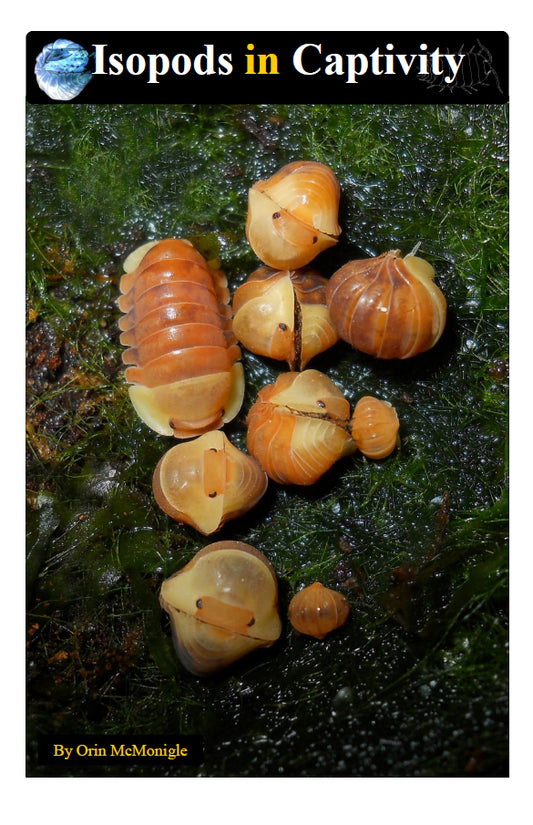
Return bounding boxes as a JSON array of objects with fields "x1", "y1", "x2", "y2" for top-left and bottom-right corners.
[
  {"x1": 232, "y1": 266, "x2": 339, "y2": 370},
  {"x1": 288, "y1": 582, "x2": 350, "y2": 640},
  {"x1": 246, "y1": 161, "x2": 341, "y2": 270},
  {"x1": 118, "y1": 239, "x2": 244, "y2": 438},
  {"x1": 326, "y1": 249, "x2": 447, "y2": 359},
  {"x1": 246, "y1": 370, "x2": 356, "y2": 486},
  {"x1": 351, "y1": 396, "x2": 400, "y2": 460}
]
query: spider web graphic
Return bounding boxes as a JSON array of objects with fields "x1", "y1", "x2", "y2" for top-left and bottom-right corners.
[{"x1": 419, "y1": 39, "x2": 504, "y2": 95}]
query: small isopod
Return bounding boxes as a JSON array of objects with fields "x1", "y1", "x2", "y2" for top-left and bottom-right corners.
[
  {"x1": 288, "y1": 582, "x2": 350, "y2": 640},
  {"x1": 351, "y1": 396, "x2": 400, "y2": 460},
  {"x1": 160, "y1": 541, "x2": 282, "y2": 676},
  {"x1": 246, "y1": 161, "x2": 341, "y2": 269},
  {"x1": 232, "y1": 266, "x2": 339, "y2": 370},
  {"x1": 118, "y1": 239, "x2": 244, "y2": 438},
  {"x1": 152, "y1": 431, "x2": 268, "y2": 535},
  {"x1": 326, "y1": 249, "x2": 447, "y2": 359}
]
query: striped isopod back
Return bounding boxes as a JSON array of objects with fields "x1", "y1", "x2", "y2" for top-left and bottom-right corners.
[
  {"x1": 326, "y1": 250, "x2": 447, "y2": 359},
  {"x1": 118, "y1": 239, "x2": 244, "y2": 438},
  {"x1": 288, "y1": 582, "x2": 350, "y2": 640},
  {"x1": 351, "y1": 396, "x2": 400, "y2": 459}
]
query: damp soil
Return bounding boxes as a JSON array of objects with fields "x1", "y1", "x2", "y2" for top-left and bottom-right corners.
[{"x1": 26, "y1": 103, "x2": 508, "y2": 777}]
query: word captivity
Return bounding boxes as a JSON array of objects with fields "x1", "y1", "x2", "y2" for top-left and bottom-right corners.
[{"x1": 93, "y1": 42, "x2": 465, "y2": 85}]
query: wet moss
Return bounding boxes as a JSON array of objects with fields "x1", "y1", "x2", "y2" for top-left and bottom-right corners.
[{"x1": 26, "y1": 103, "x2": 508, "y2": 777}]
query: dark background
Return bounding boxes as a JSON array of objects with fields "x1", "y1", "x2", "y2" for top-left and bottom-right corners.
[{"x1": 26, "y1": 100, "x2": 508, "y2": 778}]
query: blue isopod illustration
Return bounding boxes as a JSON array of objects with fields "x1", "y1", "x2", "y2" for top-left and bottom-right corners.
[{"x1": 34, "y1": 39, "x2": 92, "y2": 101}]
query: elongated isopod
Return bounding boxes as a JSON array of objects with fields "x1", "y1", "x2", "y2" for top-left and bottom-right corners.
[{"x1": 118, "y1": 239, "x2": 244, "y2": 438}]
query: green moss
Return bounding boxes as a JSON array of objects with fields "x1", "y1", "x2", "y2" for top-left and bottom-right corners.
[{"x1": 26, "y1": 103, "x2": 508, "y2": 777}]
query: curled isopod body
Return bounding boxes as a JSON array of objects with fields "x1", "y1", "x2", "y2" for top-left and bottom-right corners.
[
  {"x1": 160, "y1": 541, "x2": 282, "y2": 676},
  {"x1": 246, "y1": 370, "x2": 356, "y2": 485},
  {"x1": 34, "y1": 39, "x2": 92, "y2": 101},
  {"x1": 246, "y1": 161, "x2": 341, "y2": 270},
  {"x1": 232, "y1": 266, "x2": 339, "y2": 370},
  {"x1": 288, "y1": 582, "x2": 350, "y2": 639},
  {"x1": 152, "y1": 431, "x2": 268, "y2": 535},
  {"x1": 351, "y1": 396, "x2": 400, "y2": 460},
  {"x1": 118, "y1": 239, "x2": 244, "y2": 438},
  {"x1": 326, "y1": 250, "x2": 447, "y2": 359}
]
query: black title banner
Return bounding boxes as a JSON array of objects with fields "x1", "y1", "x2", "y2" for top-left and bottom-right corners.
[{"x1": 27, "y1": 31, "x2": 508, "y2": 104}]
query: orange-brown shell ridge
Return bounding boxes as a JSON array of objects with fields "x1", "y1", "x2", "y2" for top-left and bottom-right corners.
[
  {"x1": 152, "y1": 431, "x2": 268, "y2": 535},
  {"x1": 246, "y1": 370, "x2": 356, "y2": 486},
  {"x1": 288, "y1": 582, "x2": 350, "y2": 640},
  {"x1": 246, "y1": 161, "x2": 341, "y2": 270},
  {"x1": 325, "y1": 249, "x2": 447, "y2": 359},
  {"x1": 232, "y1": 266, "x2": 339, "y2": 370},
  {"x1": 160, "y1": 541, "x2": 282, "y2": 676},
  {"x1": 118, "y1": 238, "x2": 244, "y2": 438},
  {"x1": 350, "y1": 396, "x2": 400, "y2": 460}
]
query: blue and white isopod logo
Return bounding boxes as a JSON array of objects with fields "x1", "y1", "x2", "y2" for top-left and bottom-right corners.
[{"x1": 35, "y1": 39, "x2": 92, "y2": 101}]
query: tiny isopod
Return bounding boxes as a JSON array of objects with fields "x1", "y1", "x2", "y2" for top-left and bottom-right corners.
[
  {"x1": 351, "y1": 396, "x2": 400, "y2": 460},
  {"x1": 288, "y1": 582, "x2": 350, "y2": 640}
]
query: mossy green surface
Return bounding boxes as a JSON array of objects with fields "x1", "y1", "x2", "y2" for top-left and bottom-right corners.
[{"x1": 26, "y1": 103, "x2": 508, "y2": 777}]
